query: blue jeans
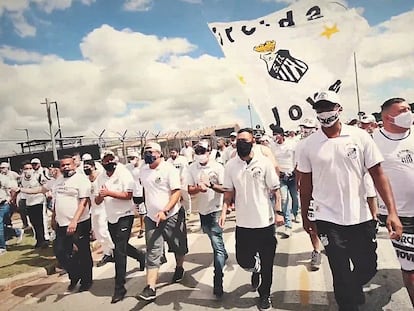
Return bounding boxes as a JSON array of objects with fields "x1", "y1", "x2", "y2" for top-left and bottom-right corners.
[
  {"x1": 280, "y1": 176, "x2": 299, "y2": 229},
  {"x1": 0, "y1": 202, "x2": 10, "y2": 249},
  {"x1": 200, "y1": 211, "x2": 228, "y2": 288}
]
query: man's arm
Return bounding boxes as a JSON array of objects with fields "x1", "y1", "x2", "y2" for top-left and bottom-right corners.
[
  {"x1": 67, "y1": 197, "x2": 89, "y2": 235},
  {"x1": 273, "y1": 188, "x2": 284, "y2": 226},
  {"x1": 19, "y1": 186, "x2": 48, "y2": 195},
  {"x1": 368, "y1": 163, "x2": 402, "y2": 239},
  {"x1": 299, "y1": 172, "x2": 317, "y2": 235},
  {"x1": 155, "y1": 188, "x2": 181, "y2": 225},
  {"x1": 219, "y1": 190, "x2": 234, "y2": 228}
]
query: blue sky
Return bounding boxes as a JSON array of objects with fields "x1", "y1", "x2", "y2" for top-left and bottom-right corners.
[{"x1": 0, "y1": 0, "x2": 413, "y2": 154}]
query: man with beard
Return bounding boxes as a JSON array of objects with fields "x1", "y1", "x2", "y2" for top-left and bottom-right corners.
[
  {"x1": 297, "y1": 90, "x2": 402, "y2": 311},
  {"x1": 219, "y1": 128, "x2": 283, "y2": 310},
  {"x1": 95, "y1": 150, "x2": 145, "y2": 304}
]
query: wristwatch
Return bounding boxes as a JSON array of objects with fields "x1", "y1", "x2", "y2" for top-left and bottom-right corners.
[
  {"x1": 163, "y1": 211, "x2": 169, "y2": 217},
  {"x1": 276, "y1": 210, "x2": 284, "y2": 216},
  {"x1": 209, "y1": 182, "x2": 214, "y2": 189}
]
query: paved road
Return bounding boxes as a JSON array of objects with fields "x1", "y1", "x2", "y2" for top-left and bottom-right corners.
[{"x1": 1, "y1": 214, "x2": 412, "y2": 311}]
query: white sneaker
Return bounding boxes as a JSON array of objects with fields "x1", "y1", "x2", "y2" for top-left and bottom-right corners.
[
  {"x1": 284, "y1": 227, "x2": 292, "y2": 237},
  {"x1": 0, "y1": 248, "x2": 7, "y2": 256}
]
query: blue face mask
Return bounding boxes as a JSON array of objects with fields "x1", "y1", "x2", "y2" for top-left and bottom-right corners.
[{"x1": 144, "y1": 153, "x2": 157, "y2": 164}]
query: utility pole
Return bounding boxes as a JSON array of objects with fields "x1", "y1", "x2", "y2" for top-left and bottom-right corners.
[
  {"x1": 248, "y1": 99, "x2": 253, "y2": 128},
  {"x1": 354, "y1": 52, "x2": 362, "y2": 121},
  {"x1": 41, "y1": 98, "x2": 58, "y2": 160}
]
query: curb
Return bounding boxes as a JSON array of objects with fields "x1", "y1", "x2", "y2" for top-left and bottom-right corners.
[{"x1": 0, "y1": 262, "x2": 57, "y2": 292}]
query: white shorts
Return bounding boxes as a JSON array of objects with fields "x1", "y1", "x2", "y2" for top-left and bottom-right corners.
[{"x1": 390, "y1": 216, "x2": 414, "y2": 272}]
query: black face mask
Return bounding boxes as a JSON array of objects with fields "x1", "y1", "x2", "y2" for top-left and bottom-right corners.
[
  {"x1": 63, "y1": 170, "x2": 76, "y2": 178},
  {"x1": 103, "y1": 162, "x2": 117, "y2": 172},
  {"x1": 236, "y1": 140, "x2": 253, "y2": 158},
  {"x1": 144, "y1": 153, "x2": 157, "y2": 165},
  {"x1": 83, "y1": 168, "x2": 92, "y2": 176}
]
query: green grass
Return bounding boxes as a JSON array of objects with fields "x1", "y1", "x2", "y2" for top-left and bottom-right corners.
[{"x1": 0, "y1": 232, "x2": 56, "y2": 279}]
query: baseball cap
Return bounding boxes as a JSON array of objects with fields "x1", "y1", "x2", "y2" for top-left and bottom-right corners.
[
  {"x1": 313, "y1": 90, "x2": 340, "y2": 107},
  {"x1": 127, "y1": 151, "x2": 140, "y2": 158},
  {"x1": 300, "y1": 118, "x2": 317, "y2": 128},
  {"x1": 31, "y1": 158, "x2": 41, "y2": 164},
  {"x1": 272, "y1": 126, "x2": 284, "y2": 135},
  {"x1": 101, "y1": 150, "x2": 115, "y2": 159},
  {"x1": 81, "y1": 153, "x2": 92, "y2": 161},
  {"x1": 230, "y1": 131, "x2": 237, "y2": 137},
  {"x1": 360, "y1": 114, "x2": 376, "y2": 124},
  {"x1": 144, "y1": 142, "x2": 162, "y2": 153},
  {"x1": 48, "y1": 160, "x2": 61, "y2": 168},
  {"x1": 0, "y1": 162, "x2": 9, "y2": 168}
]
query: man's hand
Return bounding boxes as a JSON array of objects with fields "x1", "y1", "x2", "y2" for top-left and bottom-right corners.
[
  {"x1": 386, "y1": 213, "x2": 403, "y2": 240},
  {"x1": 155, "y1": 211, "x2": 167, "y2": 226},
  {"x1": 198, "y1": 183, "x2": 208, "y2": 193},
  {"x1": 99, "y1": 185, "x2": 110, "y2": 197},
  {"x1": 275, "y1": 214, "x2": 284, "y2": 226},
  {"x1": 302, "y1": 216, "x2": 318, "y2": 235},
  {"x1": 67, "y1": 220, "x2": 77, "y2": 235},
  {"x1": 219, "y1": 213, "x2": 226, "y2": 228}
]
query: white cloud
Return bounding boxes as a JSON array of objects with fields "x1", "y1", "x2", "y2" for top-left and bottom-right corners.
[
  {"x1": 0, "y1": 0, "x2": 95, "y2": 37},
  {"x1": 0, "y1": 25, "x2": 246, "y2": 154},
  {"x1": 122, "y1": 0, "x2": 152, "y2": 12}
]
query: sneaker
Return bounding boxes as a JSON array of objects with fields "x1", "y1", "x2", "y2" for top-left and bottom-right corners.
[
  {"x1": 310, "y1": 250, "x2": 321, "y2": 271},
  {"x1": 258, "y1": 296, "x2": 272, "y2": 310},
  {"x1": 78, "y1": 281, "x2": 93, "y2": 292},
  {"x1": 111, "y1": 288, "x2": 127, "y2": 304},
  {"x1": 65, "y1": 279, "x2": 79, "y2": 293},
  {"x1": 251, "y1": 272, "x2": 261, "y2": 291},
  {"x1": 16, "y1": 229, "x2": 24, "y2": 244},
  {"x1": 138, "y1": 285, "x2": 156, "y2": 301},
  {"x1": 171, "y1": 266, "x2": 184, "y2": 283},
  {"x1": 284, "y1": 227, "x2": 291, "y2": 238},
  {"x1": 97, "y1": 254, "x2": 114, "y2": 267},
  {"x1": 0, "y1": 248, "x2": 7, "y2": 256},
  {"x1": 137, "y1": 230, "x2": 144, "y2": 239}
]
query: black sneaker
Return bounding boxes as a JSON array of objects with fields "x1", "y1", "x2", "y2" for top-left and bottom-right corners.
[
  {"x1": 171, "y1": 266, "x2": 184, "y2": 283},
  {"x1": 78, "y1": 281, "x2": 93, "y2": 292},
  {"x1": 97, "y1": 254, "x2": 114, "y2": 267},
  {"x1": 251, "y1": 272, "x2": 261, "y2": 291},
  {"x1": 111, "y1": 288, "x2": 127, "y2": 304},
  {"x1": 138, "y1": 285, "x2": 156, "y2": 301},
  {"x1": 258, "y1": 296, "x2": 272, "y2": 310},
  {"x1": 65, "y1": 279, "x2": 79, "y2": 293}
]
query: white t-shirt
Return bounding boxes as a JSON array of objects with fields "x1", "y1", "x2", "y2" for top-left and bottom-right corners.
[
  {"x1": 0, "y1": 174, "x2": 11, "y2": 201},
  {"x1": 131, "y1": 164, "x2": 144, "y2": 197},
  {"x1": 89, "y1": 172, "x2": 107, "y2": 216},
  {"x1": 96, "y1": 165, "x2": 135, "y2": 224},
  {"x1": 297, "y1": 124, "x2": 384, "y2": 225},
  {"x1": 167, "y1": 155, "x2": 188, "y2": 189},
  {"x1": 186, "y1": 160, "x2": 224, "y2": 215},
  {"x1": 180, "y1": 146, "x2": 194, "y2": 163},
  {"x1": 51, "y1": 172, "x2": 91, "y2": 227},
  {"x1": 20, "y1": 175, "x2": 45, "y2": 206},
  {"x1": 223, "y1": 153, "x2": 280, "y2": 228},
  {"x1": 272, "y1": 139, "x2": 296, "y2": 173},
  {"x1": 372, "y1": 127, "x2": 414, "y2": 217},
  {"x1": 139, "y1": 160, "x2": 181, "y2": 222}
]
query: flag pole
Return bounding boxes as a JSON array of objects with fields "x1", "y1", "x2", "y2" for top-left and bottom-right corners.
[{"x1": 354, "y1": 52, "x2": 362, "y2": 120}]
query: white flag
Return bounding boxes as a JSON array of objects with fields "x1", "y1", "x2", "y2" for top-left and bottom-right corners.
[{"x1": 209, "y1": 0, "x2": 369, "y2": 132}]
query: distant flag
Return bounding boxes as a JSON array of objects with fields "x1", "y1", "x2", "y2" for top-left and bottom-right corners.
[{"x1": 209, "y1": 0, "x2": 369, "y2": 131}]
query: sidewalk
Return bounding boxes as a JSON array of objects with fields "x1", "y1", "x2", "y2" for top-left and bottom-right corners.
[
  {"x1": 0, "y1": 214, "x2": 145, "y2": 292},
  {"x1": 0, "y1": 213, "x2": 202, "y2": 293}
]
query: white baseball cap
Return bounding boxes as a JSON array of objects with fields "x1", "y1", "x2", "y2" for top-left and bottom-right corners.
[
  {"x1": 30, "y1": 158, "x2": 41, "y2": 164},
  {"x1": 360, "y1": 114, "x2": 376, "y2": 124},
  {"x1": 127, "y1": 151, "x2": 140, "y2": 158},
  {"x1": 144, "y1": 142, "x2": 162, "y2": 153},
  {"x1": 313, "y1": 90, "x2": 340, "y2": 107},
  {"x1": 230, "y1": 131, "x2": 237, "y2": 137},
  {"x1": 300, "y1": 118, "x2": 317, "y2": 128},
  {"x1": 81, "y1": 153, "x2": 92, "y2": 161}
]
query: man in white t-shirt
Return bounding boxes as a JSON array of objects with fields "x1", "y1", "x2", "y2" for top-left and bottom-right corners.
[
  {"x1": 372, "y1": 97, "x2": 414, "y2": 306},
  {"x1": 138, "y1": 142, "x2": 188, "y2": 302},
  {"x1": 180, "y1": 140, "x2": 194, "y2": 164},
  {"x1": 297, "y1": 90, "x2": 402, "y2": 311},
  {"x1": 187, "y1": 140, "x2": 228, "y2": 298},
  {"x1": 219, "y1": 128, "x2": 283, "y2": 311},
  {"x1": 51, "y1": 155, "x2": 93, "y2": 293},
  {"x1": 95, "y1": 150, "x2": 145, "y2": 304},
  {"x1": 167, "y1": 148, "x2": 192, "y2": 216},
  {"x1": 272, "y1": 126, "x2": 299, "y2": 238}
]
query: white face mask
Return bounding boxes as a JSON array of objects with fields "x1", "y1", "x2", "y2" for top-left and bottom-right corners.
[
  {"x1": 317, "y1": 110, "x2": 340, "y2": 128},
  {"x1": 392, "y1": 111, "x2": 413, "y2": 129},
  {"x1": 194, "y1": 154, "x2": 209, "y2": 164}
]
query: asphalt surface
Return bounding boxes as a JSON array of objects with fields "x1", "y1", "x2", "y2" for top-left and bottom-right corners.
[{"x1": 1, "y1": 213, "x2": 412, "y2": 311}]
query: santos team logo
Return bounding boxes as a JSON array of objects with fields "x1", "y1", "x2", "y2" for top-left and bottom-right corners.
[
  {"x1": 254, "y1": 40, "x2": 308, "y2": 83},
  {"x1": 345, "y1": 144, "x2": 358, "y2": 159},
  {"x1": 397, "y1": 149, "x2": 414, "y2": 164},
  {"x1": 251, "y1": 167, "x2": 264, "y2": 179}
]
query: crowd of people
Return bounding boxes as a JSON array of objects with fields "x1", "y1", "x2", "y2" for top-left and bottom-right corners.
[{"x1": 0, "y1": 93, "x2": 413, "y2": 311}]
